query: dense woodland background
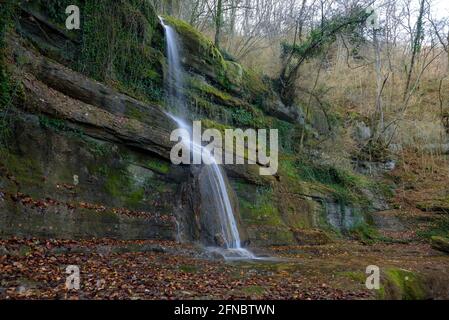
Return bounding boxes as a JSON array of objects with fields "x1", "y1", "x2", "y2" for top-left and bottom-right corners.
[{"x1": 152, "y1": 0, "x2": 449, "y2": 161}]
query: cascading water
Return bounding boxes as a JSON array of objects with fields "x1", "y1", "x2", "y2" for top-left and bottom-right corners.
[{"x1": 159, "y1": 17, "x2": 254, "y2": 260}]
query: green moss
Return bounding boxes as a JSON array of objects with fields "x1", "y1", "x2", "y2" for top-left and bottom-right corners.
[
  {"x1": 417, "y1": 216, "x2": 449, "y2": 239},
  {"x1": 231, "y1": 108, "x2": 266, "y2": 128},
  {"x1": 188, "y1": 79, "x2": 267, "y2": 128},
  {"x1": 430, "y1": 236, "x2": 449, "y2": 253},
  {"x1": 179, "y1": 264, "x2": 199, "y2": 273},
  {"x1": 271, "y1": 118, "x2": 297, "y2": 153},
  {"x1": 94, "y1": 163, "x2": 145, "y2": 208},
  {"x1": 278, "y1": 156, "x2": 299, "y2": 179},
  {"x1": 44, "y1": 0, "x2": 162, "y2": 103},
  {"x1": 295, "y1": 161, "x2": 371, "y2": 205},
  {"x1": 416, "y1": 197, "x2": 449, "y2": 214},
  {"x1": 0, "y1": 148, "x2": 43, "y2": 191},
  {"x1": 201, "y1": 119, "x2": 233, "y2": 136},
  {"x1": 145, "y1": 158, "x2": 170, "y2": 175},
  {"x1": 0, "y1": 0, "x2": 17, "y2": 146},
  {"x1": 349, "y1": 223, "x2": 380, "y2": 244},
  {"x1": 186, "y1": 81, "x2": 262, "y2": 125},
  {"x1": 299, "y1": 163, "x2": 368, "y2": 190},
  {"x1": 162, "y1": 15, "x2": 225, "y2": 72},
  {"x1": 241, "y1": 69, "x2": 270, "y2": 100},
  {"x1": 339, "y1": 271, "x2": 367, "y2": 283},
  {"x1": 223, "y1": 61, "x2": 243, "y2": 87},
  {"x1": 85, "y1": 139, "x2": 113, "y2": 158},
  {"x1": 124, "y1": 106, "x2": 145, "y2": 120},
  {"x1": 382, "y1": 268, "x2": 426, "y2": 300},
  {"x1": 254, "y1": 225, "x2": 296, "y2": 245},
  {"x1": 38, "y1": 115, "x2": 83, "y2": 137},
  {"x1": 241, "y1": 285, "x2": 266, "y2": 296},
  {"x1": 249, "y1": 202, "x2": 281, "y2": 225},
  {"x1": 187, "y1": 94, "x2": 231, "y2": 122},
  {"x1": 103, "y1": 168, "x2": 127, "y2": 197},
  {"x1": 340, "y1": 268, "x2": 427, "y2": 300},
  {"x1": 125, "y1": 188, "x2": 145, "y2": 206},
  {"x1": 236, "y1": 184, "x2": 283, "y2": 226},
  {"x1": 188, "y1": 77, "x2": 233, "y2": 103}
]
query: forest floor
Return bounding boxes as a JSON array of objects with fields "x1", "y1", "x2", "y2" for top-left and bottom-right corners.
[
  {"x1": 1, "y1": 153, "x2": 449, "y2": 300},
  {"x1": 1, "y1": 237, "x2": 448, "y2": 300}
]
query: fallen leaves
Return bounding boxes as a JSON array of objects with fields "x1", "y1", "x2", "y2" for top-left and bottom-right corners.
[{"x1": 0, "y1": 238, "x2": 377, "y2": 301}]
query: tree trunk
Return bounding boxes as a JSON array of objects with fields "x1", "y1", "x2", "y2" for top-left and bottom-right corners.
[
  {"x1": 214, "y1": 0, "x2": 223, "y2": 49},
  {"x1": 403, "y1": 0, "x2": 426, "y2": 101},
  {"x1": 373, "y1": 28, "x2": 384, "y2": 137}
]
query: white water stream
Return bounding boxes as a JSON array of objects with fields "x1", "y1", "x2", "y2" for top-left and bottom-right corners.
[{"x1": 159, "y1": 17, "x2": 254, "y2": 260}]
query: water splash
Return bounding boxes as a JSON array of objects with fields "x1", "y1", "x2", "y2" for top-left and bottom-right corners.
[{"x1": 159, "y1": 17, "x2": 254, "y2": 260}]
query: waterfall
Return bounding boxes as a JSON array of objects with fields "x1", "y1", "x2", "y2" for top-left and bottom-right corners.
[{"x1": 159, "y1": 17, "x2": 254, "y2": 259}]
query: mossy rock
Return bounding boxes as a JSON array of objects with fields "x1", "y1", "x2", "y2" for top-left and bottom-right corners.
[
  {"x1": 161, "y1": 16, "x2": 270, "y2": 100},
  {"x1": 201, "y1": 118, "x2": 233, "y2": 136},
  {"x1": 0, "y1": 147, "x2": 44, "y2": 195},
  {"x1": 431, "y1": 236, "x2": 449, "y2": 254},
  {"x1": 2, "y1": 113, "x2": 179, "y2": 215},
  {"x1": 187, "y1": 94, "x2": 232, "y2": 122},
  {"x1": 416, "y1": 198, "x2": 449, "y2": 214},
  {"x1": 380, "y1": 268, "x2": 426, "y2": 300},
  {"x1": 234, "y1": 183, "x2": 282, "y2": 227},
  {"x1": 281, "y1": 157, "x2": 374, "y2": 206},
  {"x1": 231, "y1": 181, "x2": 297, "y2": 245},
  {"x1": 0, "y1": 196, "x2": 175, "y2": 240},
  {"x1": 246, "y1": 225, "x2": 296, "y2": 246},
  {"x1": 187, "y1": 77, "x2": 236, "y2": 107},
  {"x1": 144, "y1": 158, "x2": 171, "y2": 175},
  {"x1": 241, "y1": 68, "x2": 270, "y2": 102},
  {"x1": 161, "y1": 16, "x2": 226, "y2": 80},
  {"x1": 348, "y1": 223, "x2": 381, "y2": 244},
  {"x1": 19, "y1": 0, "x2": 165, "y2": 103},
  {"x1": 292, "y1": 229, "x2": 332, "y2": 245}
]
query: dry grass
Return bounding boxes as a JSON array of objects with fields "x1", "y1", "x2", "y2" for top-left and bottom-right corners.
[{"x1": 197, "y1": 24, "x2": 449, "y2": 170}]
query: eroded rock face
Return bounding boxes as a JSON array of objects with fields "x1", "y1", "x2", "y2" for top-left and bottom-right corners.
[
  {"x1": 324, "y1": 202, "x2": 364, "y2": 231},
  {"x1": 177, "y1": 165, "x2": 249, "y2": 248},
  {"x1": 0, "y1": 197, "x2": 175, "y2": 240},
  {"x1": 10, "y1": 38, "x2": 175, "y2": 160},
  {"x1": 1, "y1": 3, "x2": 389, "y2": 248},
  {"x1": 1, "y1": 37, "x2": 266, "y2": 246},
  {"x1": 0, "y1": 109, "x2": 185, "y2": 238}
]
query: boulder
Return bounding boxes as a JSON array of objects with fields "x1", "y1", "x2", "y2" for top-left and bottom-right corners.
[{"x1": 354, "y1": 121, "x2": 372, "y2": 142}]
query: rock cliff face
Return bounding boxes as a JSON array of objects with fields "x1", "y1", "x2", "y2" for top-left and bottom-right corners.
[{"x1": 0, "y1": 1, "x2": 388, "y2": 247}]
